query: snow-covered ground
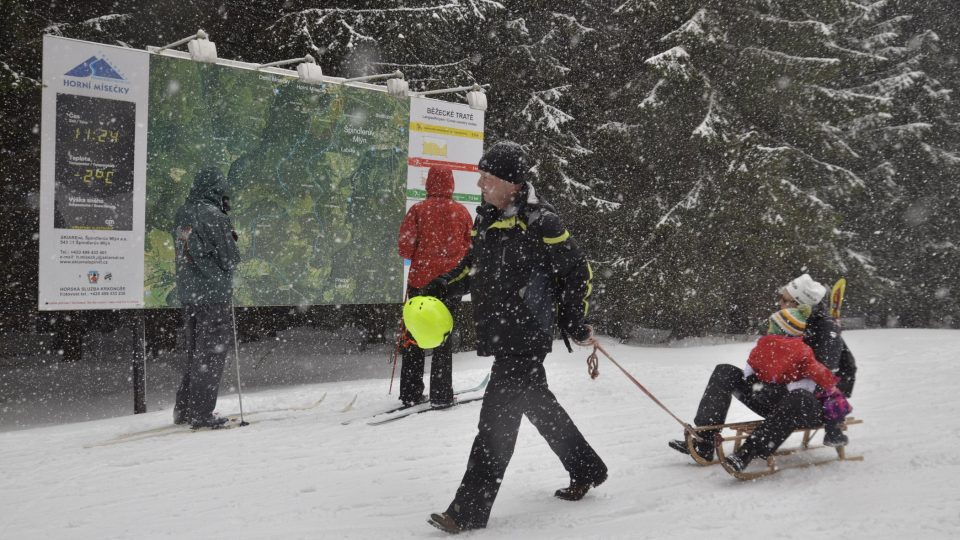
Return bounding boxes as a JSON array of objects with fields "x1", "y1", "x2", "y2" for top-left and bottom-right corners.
[{"x1": 1, "y1": 329, "x2": 958, "y2": 539}]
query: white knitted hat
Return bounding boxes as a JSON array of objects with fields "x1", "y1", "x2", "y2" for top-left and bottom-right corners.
[{"x1": 780, "y1": 273, "x2": 827, "y2": 305}]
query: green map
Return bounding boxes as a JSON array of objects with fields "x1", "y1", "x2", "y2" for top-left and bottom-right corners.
[{"x1": 144, "y1": 55, "x2": 409, "y2": 307}]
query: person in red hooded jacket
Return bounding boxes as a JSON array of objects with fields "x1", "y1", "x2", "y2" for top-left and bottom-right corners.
[{"x1": 397, "y1": 165, "x2": 473, "y2": 407}]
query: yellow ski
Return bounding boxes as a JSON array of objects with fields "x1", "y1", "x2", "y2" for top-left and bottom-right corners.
[{"x1": 830, "y1": 278, "x2": 846, "y2": 319}]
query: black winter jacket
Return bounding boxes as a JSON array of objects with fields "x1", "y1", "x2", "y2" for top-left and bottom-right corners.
[
  {"x1": 804, "y1": 303, "x2": 842, "y2": 369},
  {"x1": 804, "y1": 302, "x2": 857, "y2": 397},
  {"x1": 173, "y1": 168, "x2": 241, "y2": 305},
  {"x1": 442, "y1": 184, "x2": 592, "y2": 357}
]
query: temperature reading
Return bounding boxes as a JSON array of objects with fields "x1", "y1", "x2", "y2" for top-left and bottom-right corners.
[{"x1": 76, "y1": 168, "x2": 115, "y2": 185}]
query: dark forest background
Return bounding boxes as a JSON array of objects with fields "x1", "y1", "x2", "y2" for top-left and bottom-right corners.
[{"x1": 2, "y1": 1, "x2": 958, "y2": 359}]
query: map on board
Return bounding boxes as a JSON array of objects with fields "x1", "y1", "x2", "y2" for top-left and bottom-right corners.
[{"x1": 144, "y1": 55, "x2": 409, "y2": 307}]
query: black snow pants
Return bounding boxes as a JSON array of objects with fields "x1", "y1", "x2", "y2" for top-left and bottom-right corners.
[
  {"x1": 694, "y1": 364, "x2": 824, "y2": 460},
  {"x1": 446, "y1": 354, "x2": 607, "y2": 529},
  {"x1": 175, "y1": 303, "x2": 232, "y2": 422},
  {"x1": 400, "y1": 286, "x2": 458, "y2": 405}
]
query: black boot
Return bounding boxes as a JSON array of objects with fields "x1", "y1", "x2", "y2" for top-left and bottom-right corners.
[
  {"x1": 726, "y1": 436, "x2": 760, "y2": 472},
  {"x1": 431, "y1": 400, "x2": 455, "y2": 410},
  {"x1": 725, "y1": 453, "x2": 748, "y2": 473},
  {"x1": 173, "y1": 408, "x2": 187, "y2": 425},
  {"x1": 668, "y1": 432, "x2": 715, "y2": 462},
  {"x1": 190, "y1": 415, "x2": 229, "y2": 429},
  {"x1": 554, "y1": 470, "x2": 608, "y2": 501},
  {"x1": 427, "y1": 512, "x2": 463, "y2": 534},
  {"x1": 823, "y1": 422, "x2": 849, "y2": 447},
  {"x1": 401, "y1": 394, "x2": 426, "y2": 408}
]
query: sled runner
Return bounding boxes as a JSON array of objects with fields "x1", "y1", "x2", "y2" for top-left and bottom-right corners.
[{"x1": 682, "y1": 417, "x2": 863, "y2": 479}]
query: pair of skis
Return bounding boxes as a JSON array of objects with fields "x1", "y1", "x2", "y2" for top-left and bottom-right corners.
[
  {"x1": 93, "y1": 373, "x2": 491, "y2": 447},
  {"x1": 87, "y1": 393, "x2": 332, "y2": 448},
  {"x1": 342, "y1": 373, "x2": 489, "y2": 426}
]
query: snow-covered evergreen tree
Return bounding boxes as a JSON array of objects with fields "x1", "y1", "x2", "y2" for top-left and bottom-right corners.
[
  {"x1": 839, "y1": 0, "x2": 960, "y2": 327},
  {"x1": 262, "y1": 1, "x2": 499, "y2": 78},
  {"x1": 470, "y1": 2, "x2": 611, "y2": 224},
  {"x1": 590, "y1": 0, "x2": 887, "y2": 336}
]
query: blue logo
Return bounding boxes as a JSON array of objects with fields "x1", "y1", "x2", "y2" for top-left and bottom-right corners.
[{"x1": 65, "y1": 56, "x2": 126, "y2": 81}]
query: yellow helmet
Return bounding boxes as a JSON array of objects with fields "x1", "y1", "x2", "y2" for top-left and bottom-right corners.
[{"x1": 403, "y1": 296, "x2": 453, "y2": 349}]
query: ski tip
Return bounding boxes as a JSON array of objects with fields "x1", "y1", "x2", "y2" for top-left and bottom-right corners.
[
  {"x1": 340, "y1": 393, "x2": 359, "y2": 413},
  {"x1": 830, "y1": 277, "x2": 847, "y2": 319}
]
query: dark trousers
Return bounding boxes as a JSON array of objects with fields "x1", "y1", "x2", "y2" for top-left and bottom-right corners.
[
  {"x1": 694, "y1": 364, "x2": 824, "y2": 459},
  {"x1": 447, "y1": 354, "x2": 607, "y2": 529},
  {"x1": 400, "y1": 287, "x2": 458, "y2": 404},
  {"x1": 175, "y1": 303, "x2": 232, "y2": 422}
]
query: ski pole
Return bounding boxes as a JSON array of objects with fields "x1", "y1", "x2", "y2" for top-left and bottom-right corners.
[
  {"x1": 387, "y1": 321, "x2": 404, "y2": 394},
  {"x1": 230, "y1": 300, "x2": 249, "y2": 427},
  {"x1": 589, "y1": 342, "x2": 699, "y2": 438},
  {"x1": 387, "y1": 290, "x2": 409, "y2": 394}
]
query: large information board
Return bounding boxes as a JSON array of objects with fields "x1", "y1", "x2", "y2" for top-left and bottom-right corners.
[
  {"x1": 38, "y1": 35, "x2": 483, "y2": 310},
  {"x1": 39, "y1": 36, "x2": 149, "y2": 310}
]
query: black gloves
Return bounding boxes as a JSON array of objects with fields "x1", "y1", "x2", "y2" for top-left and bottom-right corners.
[
  {"x1": 571, "y1": 324, "x2": 596, "y2": 346},
  {"x1": 420, "y1": 279, "x2": 448, "y2": 299}
]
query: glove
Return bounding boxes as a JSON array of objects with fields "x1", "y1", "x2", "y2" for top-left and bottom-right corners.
[
  {"x1": 573, "y1": 324, "x2": 597, "y2": 347},
  {"x1": 816, "y1": 386, "x2": 852, "y2": 422},
  {"x1": 231, "y1": 230, "x2": 239, "y2": 242},
  {"x1": 420, "y1": 279, "x2": 447, "y2": 299}
]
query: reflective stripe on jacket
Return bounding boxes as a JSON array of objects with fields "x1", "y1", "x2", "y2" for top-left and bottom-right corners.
[{"x1": 443, "y1": 184, "x2": 592, "y2": 357}]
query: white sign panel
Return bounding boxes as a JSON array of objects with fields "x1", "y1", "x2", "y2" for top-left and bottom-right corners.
[
  {"x1": 38, "y1": 36, "x2": 149, "y2": 310},
  {"x1": 404, "y1": 97, "x2": 485, "y2": 292},
  {"x1": 406, "y1": 96, "x2": 484, "y2": 210}
]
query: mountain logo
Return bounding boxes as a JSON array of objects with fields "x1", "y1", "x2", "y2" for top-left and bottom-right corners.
[{"x1": 64, "y1": 56, "x2": 126, "y2": 81}]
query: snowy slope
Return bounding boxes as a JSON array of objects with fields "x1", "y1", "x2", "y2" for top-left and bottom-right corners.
[{"x1": 1, "y1": 329, "x2": 958, "y2": 539}]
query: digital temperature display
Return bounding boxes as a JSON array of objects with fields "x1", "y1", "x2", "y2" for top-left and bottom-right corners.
[{"x1": 54, "y1": 94, "x2": 135, "y2": 230}]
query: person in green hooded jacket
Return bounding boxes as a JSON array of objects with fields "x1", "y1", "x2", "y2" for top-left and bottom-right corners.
[{"x1": 171, "y1": 167, "x2": 241, "y2": 429}]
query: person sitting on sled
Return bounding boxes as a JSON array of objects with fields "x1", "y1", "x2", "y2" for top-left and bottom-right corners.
[
  {"x1": 777, "y1": 273, "x2": 857, "y2": 446},
  {"x1": 669, "y1": 307, "x2": 852, "y2": 472}
]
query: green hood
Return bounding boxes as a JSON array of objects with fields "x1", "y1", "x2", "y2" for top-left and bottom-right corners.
[{"x1": 188, "y1": 167, "x2": 229, "y2": 207}]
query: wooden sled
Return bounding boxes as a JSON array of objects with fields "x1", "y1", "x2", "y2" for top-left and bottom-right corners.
[{"x1": 683, "y1": 417, "x2": 864, "y2": 479}]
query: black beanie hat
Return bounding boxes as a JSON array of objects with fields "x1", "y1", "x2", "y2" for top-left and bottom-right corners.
[{"x1": 478, "y1": 141, "x2": 529, "y2": 184}]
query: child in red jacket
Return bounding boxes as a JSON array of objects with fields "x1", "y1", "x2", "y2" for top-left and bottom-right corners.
[
  {"x1": 746, "y1": 307, "x2": 853, "y2": 448},
  {"x1": 746, "y1": 307, "x2": 839, "y2": 390}
]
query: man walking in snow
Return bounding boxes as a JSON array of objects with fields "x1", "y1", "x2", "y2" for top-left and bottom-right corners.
[
  {"x1": 397, "y1": 165, "x2": 473, "y2": 407},
  {"x1": 172, "y1": 167, "x2": 241, "y2": 429},
  {"x1": 426, "y1": 141, "x2": 607, "y2": 534}
]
